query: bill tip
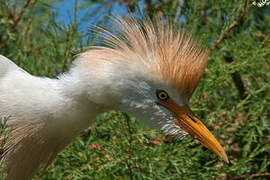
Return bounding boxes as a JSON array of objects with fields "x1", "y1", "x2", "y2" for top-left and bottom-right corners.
[{"x1": 221, "y1": 153, "x2": 229, "y2": 163}]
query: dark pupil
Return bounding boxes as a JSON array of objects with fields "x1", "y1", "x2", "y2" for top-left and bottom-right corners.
[{"x1": 160, "y1": 93, "x2": 166, "y2": 99}]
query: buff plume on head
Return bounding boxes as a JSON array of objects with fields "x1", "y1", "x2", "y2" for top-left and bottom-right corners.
[
  {"x1": 0, "y1": 15, "x2": 227, "y2": 180},
  {"x1": 81, "y1": 16, "x2": 208, "y2": 103}
]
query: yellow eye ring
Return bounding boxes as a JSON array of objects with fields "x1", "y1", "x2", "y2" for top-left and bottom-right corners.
[{"x1": 156, "y1": 90, "x2": 169, "y2": 101}]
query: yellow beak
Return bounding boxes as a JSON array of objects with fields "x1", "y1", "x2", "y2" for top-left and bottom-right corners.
[{"x1": 159, "y1": 98, "x2": 228, "y2": 163}]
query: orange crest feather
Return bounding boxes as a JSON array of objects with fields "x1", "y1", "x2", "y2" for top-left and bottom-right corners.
[{"x1": 82, "y1": 16, "x2": 208, "y2": 101}]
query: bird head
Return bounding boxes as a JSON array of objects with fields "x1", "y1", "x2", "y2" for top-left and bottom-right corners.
[{"x1": 73, "y1": 17, "x2": 228, "y2": 162}]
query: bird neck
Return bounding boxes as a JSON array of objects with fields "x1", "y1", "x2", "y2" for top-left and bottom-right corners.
[
  {"x1": 55, "y1": 58, "x2": 153, "y2": 136},
  {"x1": 53, "y1": 63, "x2": 119, "y2": 137}
]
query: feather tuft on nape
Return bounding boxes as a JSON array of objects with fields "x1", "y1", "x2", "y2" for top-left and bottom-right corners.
[{"x1": 81, "y1": 16, "x2": 208, "y2": 102}]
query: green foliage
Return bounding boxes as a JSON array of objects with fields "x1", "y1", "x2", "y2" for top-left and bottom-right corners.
[
  {"x1": 0, "y1": 0, "x2": 269, "y2": 179},
  {"x1": 0, "y1": 117, "x2": 8, "y2": 180},
  {"x1": 0, "y1": 118, "x2": 8, "y2": 156}
]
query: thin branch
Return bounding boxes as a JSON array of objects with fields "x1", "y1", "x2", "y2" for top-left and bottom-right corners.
[
  {"x1": 0, "y1": 0, "x2": 38, "y2": 53},
  {"x1": 224, "y1": 53, "x2": 248, "y2": 100},
  {"x1": 211, "y1": 0, "x2": 255, "y2": 51},
  {"x1": 228, "y1": 172, "x2": 270, "y2": 180},
  {"x1": 12, "y1": 0, "x2": 32, "y2": 29},
  {"x1": 210, "y1": 1, "x2": 254, "y2": 100}
]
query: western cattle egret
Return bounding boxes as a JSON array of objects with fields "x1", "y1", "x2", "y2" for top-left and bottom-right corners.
[{"x1": 0, "y1": 17, "x2": 228, "y2": 180}]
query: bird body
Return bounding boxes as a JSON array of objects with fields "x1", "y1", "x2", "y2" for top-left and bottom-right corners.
[{"x1": 0, "y1": 17, "x2": 227, "y2": 180}]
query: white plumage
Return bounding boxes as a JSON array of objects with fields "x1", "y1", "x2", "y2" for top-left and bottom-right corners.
[
  {"x1": 0, "y1": 54, "x2": 180, "y2": 179},
  {"x1": 0, "y1": 17, "x2": 227, "y2": 180}
]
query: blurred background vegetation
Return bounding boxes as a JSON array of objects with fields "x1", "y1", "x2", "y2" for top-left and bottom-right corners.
[{"x1": 0, "y1": 0, "x2": 269, "y2": 179}]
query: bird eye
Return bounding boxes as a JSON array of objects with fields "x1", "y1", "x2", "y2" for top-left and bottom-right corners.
[{"x1": 156, "y1": 90, "x2": 169, "y2": 101}]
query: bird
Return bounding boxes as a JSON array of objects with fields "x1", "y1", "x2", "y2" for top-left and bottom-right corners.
[{"x1": 0, "y1": 16, "x2": 228, "y2": 180}]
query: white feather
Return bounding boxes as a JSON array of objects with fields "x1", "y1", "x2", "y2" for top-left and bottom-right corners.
[{"x1": 0, "y1": 52, "x2": 185, "y2": 179}]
